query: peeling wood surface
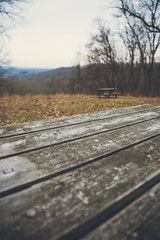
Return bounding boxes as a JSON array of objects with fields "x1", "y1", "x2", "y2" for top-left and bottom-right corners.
[
  {"x1": 0, "y1": 105, "x2": 160, "y2": 240},
  {"x1": 0, "y1": 107, "x2": 160, "y2": 158},
  {"x1": 82, "y1": 183, "x2": 160, "y2": 240},
  {"x1": 0, "y1": 118, "x2": 160, "y2": 193},
  {"x1": 0, "y1": 104, "x2": 157, "y2": 138}
]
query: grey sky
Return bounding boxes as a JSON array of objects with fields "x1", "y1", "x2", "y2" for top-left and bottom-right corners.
[{"x1": 7, "y1": 0, "x2": 108, "y2": 68}]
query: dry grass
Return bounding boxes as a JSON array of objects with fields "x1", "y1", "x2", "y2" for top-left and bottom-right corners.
[{"x1": 0, "y1": 94, "x2": 160, "y2": 125}]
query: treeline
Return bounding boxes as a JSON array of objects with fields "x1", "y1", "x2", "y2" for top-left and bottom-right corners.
[
  {"x1": 1, "y1": 0, "x2": 160, "y2": 97},
  {"x1": 69, "y1": 63, "x2": 160, "y2": 96},
  {"x1": 82, "y1": 0, "x2": 160, "y2": 97},
  {"x1": 0, "y1": 62, "x2": 160, "y2": 96},
  {"x1": 0, "y1": 67, "x2": 72, "y2": 95}
]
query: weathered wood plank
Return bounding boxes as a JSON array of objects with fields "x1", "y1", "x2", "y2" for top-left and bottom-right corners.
[
  {"x1": 0, "y1": 119, "x2": 160, "y2": 194},
  {"x1": 0, "y1": 137, "x2": 160, "y2": 240},
  {"x1": 0, "y1": 108, "x2": 160, "y2": 158},
  {"x1": 82, "y1": 183, "x2": 160, "y2": 240},
  {"x1": 0, "y1": 104, "x2": 157, "y2": 138}
]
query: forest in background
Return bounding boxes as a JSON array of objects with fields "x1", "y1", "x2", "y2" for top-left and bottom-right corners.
[
  {"x1": 1, "y1": 61, "x2": 160, "y2": 96},
  {"x1": 1, "y1": 0, "x2": 160, "y2": 97}
]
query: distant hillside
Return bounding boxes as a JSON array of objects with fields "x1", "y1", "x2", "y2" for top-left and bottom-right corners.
[
  {"x1": 13, "y1": 66, "x2": 74, "y2": 82},
  {"x1": 3, "y1": 66, "x2": 77, "y2": 95},
  {"x1": 3, "y1": 67, "x2": 52, "y2": 76}
]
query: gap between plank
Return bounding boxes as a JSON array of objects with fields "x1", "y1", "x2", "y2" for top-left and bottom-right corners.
[
  {"x1": 57, "y1": 171, "x2": 160, "y2": 240},
  {"x1": 0, "y1": 133, "x2": 159, "y2": 199},
  {"x1": 0, "y1": 116, "x2": 159, "y2": 160},
  {"x1": 0, "y1": 106, "x2": 159, "y2": 140}
]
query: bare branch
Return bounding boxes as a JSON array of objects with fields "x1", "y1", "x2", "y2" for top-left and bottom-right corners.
[
  {"x1": 116, "y1": 0, "x2": 160, "y2": 33},
  {"x1": 0, "y1": 0, "x2": 27, "y2": 67}
]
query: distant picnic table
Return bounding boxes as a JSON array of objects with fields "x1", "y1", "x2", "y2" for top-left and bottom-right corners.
[
  {"x1": 0, "y1": 104, "x2": 160, "y2": 240},
  {"x1": 98, "y1": 88, "x2": 120, "y2": 98}
]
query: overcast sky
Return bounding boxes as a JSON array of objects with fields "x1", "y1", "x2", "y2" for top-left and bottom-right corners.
[{"x1": 7, "y1": 0, "x2": 110, "y2": 69}]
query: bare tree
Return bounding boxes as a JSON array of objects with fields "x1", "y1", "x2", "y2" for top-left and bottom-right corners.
[
  {"x1": 86, "y1": 20, "x2": 119, "y2": 87},
  {"x1": 116, "y1": 0, "x2": 160, "y2": 33},
  {"x1": 117, "y1": 0, "x2": 160, "y2": 63},
  {"x1": 86, "y1": 21, "x2": 116, "y2": 65},
  {"x1": 0, "y1": 0, "x2": 27, "y2": 95},
  {"x1": 0, "y1": 0, "x2": 27, "y2": 34},
  {"x1": 115, "y1": 0, "x2": 160, "y2": 95},
  {"x1": 86, "y1": 19, "x2": 138, "y2": 93}
]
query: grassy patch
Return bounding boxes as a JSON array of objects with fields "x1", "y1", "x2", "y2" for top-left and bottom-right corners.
[{"x1": 0, "y1": 94, "x2": 160, "y2": 125}]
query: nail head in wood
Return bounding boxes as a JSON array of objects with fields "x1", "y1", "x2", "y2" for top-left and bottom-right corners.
[
  {"x1": 25, "y1": 208, "x2": 38, "y2": 218},
  {"x1": 3, "y1": 168, "x2": 14, "y2": 174}
]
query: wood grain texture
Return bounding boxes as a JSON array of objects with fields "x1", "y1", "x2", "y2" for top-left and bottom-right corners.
[
  {"x1": 0, "y1": 105, "x2": 160, "y2": 240},
  {"x1": 82, "y1": 183, "x2": 160, "y2": 240},
  {"x1": 0, "y1": 137, "x2": 160, "y2": 240},
  {"x1": 0, "y1": 104, "x2": 157, "y2": 138},
  {"x1": 0, "y1": 118, "x2": 160, "y2": 193},
  {"x1": 0, "y1": 107, "x2": 160, "y2": 158}
]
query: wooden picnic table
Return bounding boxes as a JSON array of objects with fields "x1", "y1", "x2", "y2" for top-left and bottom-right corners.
[
  {"x1": 0, "y1": 104, "x2": 160, "y2": 240},
  {"x1": 98, "y1": 88, "x2": 120, "y2": 98}
]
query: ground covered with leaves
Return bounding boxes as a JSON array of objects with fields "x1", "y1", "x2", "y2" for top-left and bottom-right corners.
[{"x1": 0, "y1": 94, "x2": 160, "y2": 125}]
